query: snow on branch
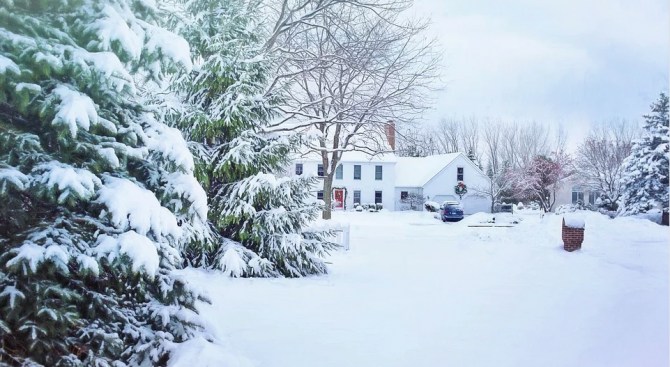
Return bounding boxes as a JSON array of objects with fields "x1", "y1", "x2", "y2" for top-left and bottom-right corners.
[
  {"x1": 32, "y1": 161, "x2": 102, "y2": 203},
  {"x1": 0, "y1": 54, "x2": 20, "y2": 74},
  {"x1": 51, "y1": 85, "x2": 99, "y2": 137},
  {"x1": 95, "y1": 231, "x2": 160, "y2": 278},
  {"x1": 0, "y1": 166, "x2": 29, "y2": 193},
  {"x1": 96, "y1": 176, "x2": 181, "y2": 240}
]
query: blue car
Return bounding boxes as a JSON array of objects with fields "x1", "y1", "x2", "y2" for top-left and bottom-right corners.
[{"x1": 441, "y1": 201, "x2": 464, "y2": 222}]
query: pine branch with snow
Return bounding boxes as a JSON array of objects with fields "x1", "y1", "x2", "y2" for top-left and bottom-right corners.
[
  {"x1": 0, "y1": 1, "x2": 209, "y2": 365},
  {"x1": 164, "y1": 0, "x2": 337, "y2": 277},
  {"x1": 620, "y1": 92, "x2": 669, "y2": 215}
]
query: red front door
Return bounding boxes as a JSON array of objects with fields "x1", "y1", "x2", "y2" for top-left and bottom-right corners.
[{"x1": 333, "y1": 189, "x2": 344, "y2": 209}]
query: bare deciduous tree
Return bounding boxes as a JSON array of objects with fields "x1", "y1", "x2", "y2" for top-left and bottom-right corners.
[
  {"x1": 481, "y1": 118, "x2": 503, "y2": 174},
  {"x1": 507, "y1": 151, "x2": 573, "y2": 212},
  {"x1": 261, "y1": 0, "x2": 412, "y2": 52},
  {"x1": 471, "y1": 169, "x2": 513, "y2": 213},
  {"x1": 459, "y1": 116, "x2": 480, "y2": 161},
  {"x1": 434, "y1": 118, "x2": 461, "y2": 153},
  {"x1": 267, "y1": 3, "x2": 442, "y2": 219},
  {"x1": 574, "y1": 119, "x2": 639, "y2": 210}
]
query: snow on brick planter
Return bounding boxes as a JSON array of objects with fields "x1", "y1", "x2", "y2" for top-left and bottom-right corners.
[{"x1": 562, "y1": 217, "x2": 585, "y2": 252}]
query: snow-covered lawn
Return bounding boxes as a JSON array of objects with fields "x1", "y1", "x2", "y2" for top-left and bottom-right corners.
[{"x1": 180, "y1": 211, "x2": 669, "y2": 367}]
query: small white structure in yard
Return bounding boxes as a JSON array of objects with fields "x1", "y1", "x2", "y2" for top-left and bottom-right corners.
[
  {"x1": 395, "y1": 153, "x2": 491, "y2": 214},
  {"x1": 306, "y1": 220, "x2": 351, "y2": 250}
]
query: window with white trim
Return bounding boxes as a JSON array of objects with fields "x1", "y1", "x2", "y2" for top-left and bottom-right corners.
[
  {"x1": 353, "y1": 165, "x2": 361, "y2": 180},
  {"x1": 335, "y1": 164, "x2": 343, "y2": 180},
  {"x1": 353, "y1": 190, "x2": 361, "y2": 205},
  {"x1": 572, "y1": 186, "x2": 584, "y2": 204}
]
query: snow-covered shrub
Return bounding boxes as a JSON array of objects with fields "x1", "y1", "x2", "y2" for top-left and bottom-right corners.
[
  {"x1": 400, "y1": 192, "x2": 425, "y2": 211},
  {"x1": 362, "y1": 203, "x2": 370, "y2": 210},
  {"x1": 166, "y1": 0, "x2": 336, "y2": 277},
  {"x1": 556, "y1": 201, "x2": 589, "y2": 214},
  {"x1": 355, "y1": 205, "x2": 363, "y2": 212},
  {"x1": 528, "y1": 201, "x2": 541, "y2": 210},
  {"x1": 598, "y1": 208, "x2": 618, "y2": 219},
  {"x1": 424, "y1": 201, "x2": 440, "y2": 212},
  {"x1": 367, "y1": 203, "x2": 377, "y2": 212},
  {"x1": 376, "y1": 203, "x2": 384, "y2": 211},
  {"x1": 555, "y1": 204, "x2": 577, "y2": 214},
  {"x1": 0, "y1": 2, "x2": 208, "y2": 365},
  {"x1": 517, "y1": 202, "x2": 525, "y2": 210}
]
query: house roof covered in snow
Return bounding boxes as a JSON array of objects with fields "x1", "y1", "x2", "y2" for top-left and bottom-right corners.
[
  {"x1": 395, "y1": 153, "x2": 461, "y2": 187},
  {"x1": 293, "y1": 149, "x2": 397, "y2": 163}
]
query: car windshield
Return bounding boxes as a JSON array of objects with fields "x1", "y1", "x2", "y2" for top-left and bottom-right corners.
[{"x1": 446, "y1": 204, "x2": 462, "y2": 210}]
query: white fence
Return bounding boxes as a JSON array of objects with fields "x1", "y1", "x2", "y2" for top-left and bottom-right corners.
[
  {"x1": 332, "y1": 224, "x2": 350, "y2": 250},
  {"x1": 305, "y1": 220, "x2": 351, "y2": 251}
]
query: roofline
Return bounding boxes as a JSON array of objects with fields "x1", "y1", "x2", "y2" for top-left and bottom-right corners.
[{"x1": 294, "y1": 157, "x2": 397, "y2": 164}]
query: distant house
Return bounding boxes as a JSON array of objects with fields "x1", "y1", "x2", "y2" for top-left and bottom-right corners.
[
  {"x1": 553, "y1": 178, "x2": 600, "y2": 211},
  {"x1": 288, "y1": 122, "x2": 491, "y2": 213},
  {"x1": 394, "y1": 153, "x2": 491, "y2": 214},
  {"x1": 289, "y1": 150, "x2": 491, "y2": 213}
]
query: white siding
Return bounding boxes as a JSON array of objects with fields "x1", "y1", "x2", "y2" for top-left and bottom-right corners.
[
  {"x1": 421, "y1": 155, "x2": 491, "y2": 214},
  {"x1": 291, "y1": 159, "x2": 396, "y2": 211},
  {"x1": 552, "y1": 179, "x2": 600, "y2": 212},
  {"x1": 554, "y1": 185, "x2": 573, "y2": 210},
  {"x1": 394, "y1": 187, "x2": 423, "y2": 211}
]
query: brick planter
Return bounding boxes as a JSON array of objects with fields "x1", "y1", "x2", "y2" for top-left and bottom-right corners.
[{"x1": 562, "y1": 218, "x2": 584, "y2": 252}]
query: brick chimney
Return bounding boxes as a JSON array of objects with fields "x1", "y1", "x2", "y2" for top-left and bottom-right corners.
[{"x1": 384, "y1": 121, "x2": 395, "y2": 151}]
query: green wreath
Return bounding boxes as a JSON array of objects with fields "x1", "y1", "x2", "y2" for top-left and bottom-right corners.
[{"x1": 454, "y1": 181, "x2": 467, "y2": 199}]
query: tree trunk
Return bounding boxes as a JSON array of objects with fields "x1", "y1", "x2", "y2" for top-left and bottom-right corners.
[{"x1": 322, "y1": 175, "x2": 333, "y2": 220}]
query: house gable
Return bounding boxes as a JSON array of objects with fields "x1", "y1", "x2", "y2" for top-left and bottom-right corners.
[
  {"x1": 423, "y1": 152, "x2": 488, "y2": 188},
  {"x1": 394, "y1": 153, "x2": 460, "y2": 188}
]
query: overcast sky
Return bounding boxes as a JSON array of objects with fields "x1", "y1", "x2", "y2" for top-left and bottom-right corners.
[{"x1": 408, "y1": 0, "x2": 669, "y2": 145}]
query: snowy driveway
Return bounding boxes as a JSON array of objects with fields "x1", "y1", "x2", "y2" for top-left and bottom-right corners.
[{"x1": 183, "y1": 211, "x2": 669, "y2": 367}]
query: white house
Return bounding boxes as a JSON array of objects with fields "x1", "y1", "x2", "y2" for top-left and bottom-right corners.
[
  {"x1": 291, "y1": 151, "x2": 397, "y2": 210},
  {"x1": 290, "y1": 150, "x2": 492, "y2": 214},
  {"x1": 394, "y1": 153, "x2": 491, "y2": 214},
  {"x1": 553, "y1": 178, "x2": 600, "y2": 210}
]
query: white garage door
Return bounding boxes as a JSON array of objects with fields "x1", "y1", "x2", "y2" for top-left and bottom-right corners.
[{"x1": 461, "y1": 196, "x2": 490, "y2": 214}]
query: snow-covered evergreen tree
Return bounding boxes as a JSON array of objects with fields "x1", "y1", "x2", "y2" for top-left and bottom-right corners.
[
  {"x1": 0, "y1": 1, "x2": 209, "y2": 365},
  {"x1": 467, "y1": 149, "x2": 483, "y2": 170},
  {"x1": 166, "y1": 0, "x2": 337, "y2": 277},
  {"x1": 620, "y1": 92, "x2": 669, "y2": 215}
]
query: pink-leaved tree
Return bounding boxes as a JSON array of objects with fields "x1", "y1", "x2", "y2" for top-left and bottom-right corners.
[{"x1": 507, "y1": 151, "x2": 573, "y2": 212}]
